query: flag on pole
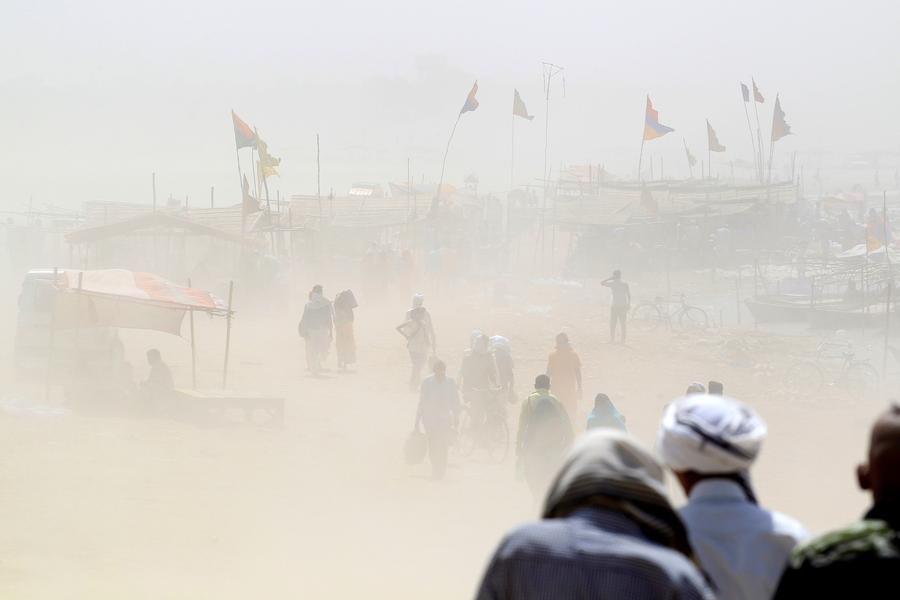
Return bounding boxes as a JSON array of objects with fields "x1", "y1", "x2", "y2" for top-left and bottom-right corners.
[
  {"x1": 741, "y1": 82, "x2": 750, "y2": 103},
  {"x1": 683, "y1": 138, "x2": 697, "y2": 166},
  {"x1": 643, "y1": 96, "x2": 674, "y2": 140},
  {"x1": 232, "y1": 111, "x2": 257, "y2": 149},
  {"x1": 242, "y1": 175, "x2": 261, "y2": 215},
  {"x1": 752, "y1": 79, "x2": 765, "y2": 103},
  {"x1": 513, "y1": 89, "x2": 534, "y2": 120},
  {"x1": 771, "y1": 95, "x2": 792, "y2": 141},
  {"x1": 256, "y1": 135, "x2": 280, "y2": 177},
  {"x1": 460, "y1": 81, "x2": 479, "y2": 115},
  {"x1": 707, "y1": 120, "x2": 726, "y2": 152}
]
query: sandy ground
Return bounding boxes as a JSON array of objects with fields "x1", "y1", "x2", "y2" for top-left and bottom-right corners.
[{"x1": 0, "y1": 273, "x2": 887, "y2": 599}]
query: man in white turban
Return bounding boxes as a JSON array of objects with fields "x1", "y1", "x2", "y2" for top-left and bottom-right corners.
[{"x1": 658, "y1": 394, "x2": 808, "y2": 600}]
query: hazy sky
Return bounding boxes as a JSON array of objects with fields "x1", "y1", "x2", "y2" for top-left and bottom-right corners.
[{"x1": 2, "y1": 0, "x2": 898, "y2": 210}]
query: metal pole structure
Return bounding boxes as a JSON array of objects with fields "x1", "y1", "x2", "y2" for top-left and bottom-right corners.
[
  {"x1": 540, "y1": 62, "x2": 564, "y2": 266},
  {"x1": 222, "y1": 280, "x2": 234, "y2": 389},
  {"x1": 741, "y1": 93, "x2": 759, "y2": 179},
  {"x1": 188, "y1": 278, "x2": 197, "y2": 390},
  {"x1": 316, "y1": 134, "x2": 322, "y2": 220},
  {"x1": 510, "y1": 111, "x2": 515, "y2": 189},
  {"x1": 210, "y1": 186, "x2": 214, "y2": 209},
  {"x1": 753, "y1": 82, "x2": 764, "y2": 183}
]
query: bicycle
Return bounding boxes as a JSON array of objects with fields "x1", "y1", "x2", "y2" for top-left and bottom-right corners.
[
  {"x1": 631, "y1": 294, "x2": 710, "y2": 332},
  {"x1": 784, "y1": 340, "x2": 879, "y2": 396},
  {"x1": 456, "y1": 387, "x2": 510, "y2": 462}
]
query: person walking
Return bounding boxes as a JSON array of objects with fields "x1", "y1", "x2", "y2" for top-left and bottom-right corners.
[
  {"x1": 658, "y1": 393, "x2": 808, "y2": 600},
  {"x1": 396, "y1": 293, "x2": 436, "y2": 391},
  {"x1": 298, "y1": 284, "x2": 333, "y2": 375},
  {"x1": 476, "y1": 430, "x2": 714, "y2": 600},
  {"x1": 414, "y1": 360, "x2": 459, "y2": 479},
  {"x1": 545, "y1": 332, "x2": 582, "y2": 422},
  {"x1": 515, "y1": 374, "x2": 573, "y2": 498},
  {"x1": 333, "y1": 289, "x2": 358, "y2": 371},
  {"x1": 774, "y1": 404, "x2": 900, "y2": 598},
  {"x1": 586, "y1": 393, "x2": 626, "y2": 431},
  {"x1": 601, "y1": 269, "x2": 631, "y2": 343}
]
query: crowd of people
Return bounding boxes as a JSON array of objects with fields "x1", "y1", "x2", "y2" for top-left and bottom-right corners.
[
  {"x1": 289, "y1": 272, "x2": 900, "y2": 599},
  {"x1": 474, "y1": 393, "x2": 900, "y2": 599}
]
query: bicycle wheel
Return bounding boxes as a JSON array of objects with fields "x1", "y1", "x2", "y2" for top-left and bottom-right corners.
[
  {"x1": 456, "y1": 407, "x2": 478, "y2": 457},
  {"x1": 678, "y1": 306, "x2": 709, "y2": 332},
  {"x1": 784, "y1": 362, "x2": 824, "y2": 396},
  {"x1": 843, "y1": 363, "x2": 880, "y2": 395},
  {"x1": 632, "y1": 304, "x2": 663, "y2": 332},
  {"x1": 484, "y1": 413, "x2": 510, "y2": 463}
]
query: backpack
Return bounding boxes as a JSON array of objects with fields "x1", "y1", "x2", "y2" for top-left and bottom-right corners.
[{"x1": 524, "y1": 394, "x2": 570, "y2": 452}]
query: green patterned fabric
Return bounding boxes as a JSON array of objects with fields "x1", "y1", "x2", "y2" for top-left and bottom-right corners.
[{"x1": 790, "y1": 520, "x2": 900, "y2": 569}]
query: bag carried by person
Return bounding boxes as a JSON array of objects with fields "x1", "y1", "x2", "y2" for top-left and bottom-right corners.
[{"x1": 404, "y1": 430, "x2": 428, "y2": 465}]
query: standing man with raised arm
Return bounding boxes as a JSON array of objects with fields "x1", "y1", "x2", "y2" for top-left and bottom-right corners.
[{"x1": 601, "y1": 270, "x2": 631, "y2": 344}]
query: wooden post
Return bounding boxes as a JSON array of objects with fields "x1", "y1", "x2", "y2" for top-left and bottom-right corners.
[
  {"x1": 222, "y1": 280, "x2": 234, "y2": 389},
  {"x1": 44, "y1": 267, "x2": 59, "y2": 402},
  {"x1": 188, "y1": 278, "x2": 197, "y2": 390},
  {"x1": 71, "y1": 271, "x2": 84, "y2": 356},
  {"x1": 510, "y1": 112, "x2": 515, "y2": 189}
]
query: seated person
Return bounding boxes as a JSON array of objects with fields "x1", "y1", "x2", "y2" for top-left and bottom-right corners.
[{"x1": 141, "y1": 349, "x2": 174, "y2": 407}]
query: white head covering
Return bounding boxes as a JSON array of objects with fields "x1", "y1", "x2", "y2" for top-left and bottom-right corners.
[
  {"x1": 657, "y1": 394, "x2": 767, "y2": 475},
  {"x1": 412, "y1": 293, "x2": 425, "y2": 308}
]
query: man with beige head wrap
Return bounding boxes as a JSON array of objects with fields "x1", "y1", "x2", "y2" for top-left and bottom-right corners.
[{"x1": 658, "y1": 393, "x2": 808, "y2": 600}]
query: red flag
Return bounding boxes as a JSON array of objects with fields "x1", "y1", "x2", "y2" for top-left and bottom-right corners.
[
  {"x1": 643, "y1": 96, "x2": 674, "y2": 141},
  {"x1": 232, "y1": 111, "x2": 257, "y2": 149}
]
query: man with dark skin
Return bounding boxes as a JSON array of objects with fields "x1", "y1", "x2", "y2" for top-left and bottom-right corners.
[{"x1": 774, "y1": 404, "x2": 900, "y2": 598}]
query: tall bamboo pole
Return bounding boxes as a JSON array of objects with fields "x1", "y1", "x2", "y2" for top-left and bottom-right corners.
[
  {"x1": 44, "y1": 267, "x2": 59, "y2": 402},
  {"x1": 188, "y1": 278, "x2": 197, "y2": 389},
  {"x1": 222, "y1": 280, "x2": 234, "y2": 389},
  {"x1": 432, "y1": 114, "x2": 461, "y2": 216}
]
